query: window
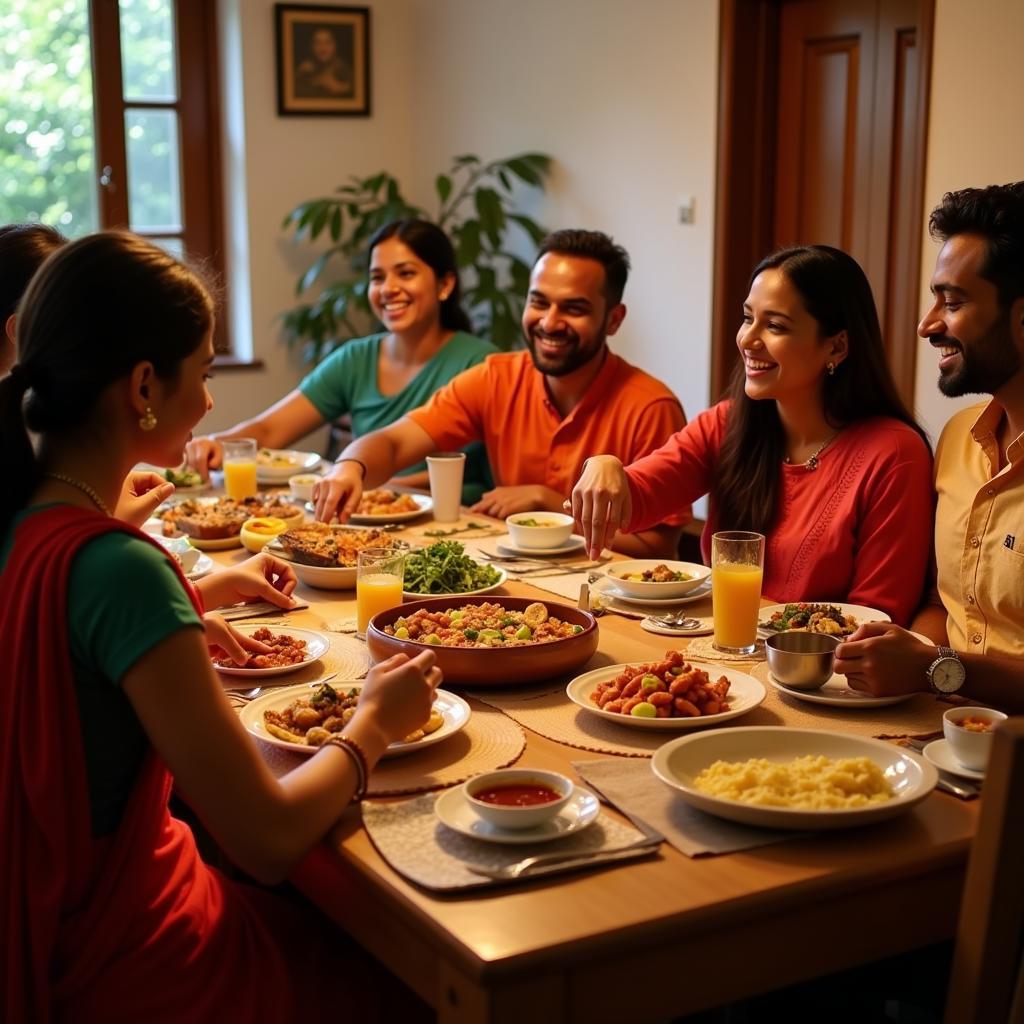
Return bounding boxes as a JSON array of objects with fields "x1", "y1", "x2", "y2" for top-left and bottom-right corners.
[{"x1": 1, "y1": 0, "x2": 227, "y2": 346}]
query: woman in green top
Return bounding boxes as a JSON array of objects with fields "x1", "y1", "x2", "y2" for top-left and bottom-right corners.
[{"x1": 186, "y1": 219, "x2": 496, "y2": 503}]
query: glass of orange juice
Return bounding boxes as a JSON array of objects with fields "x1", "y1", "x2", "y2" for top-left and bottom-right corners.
[
  {"x1": 711, "y1": 531, "x2": 765, "y2": 655},
  {"x1": 356, "y1": 546, "x2": 407, "y2": 638},
  {"x1": 222, "y1": 438, "x2": 258, "y2": 501}
]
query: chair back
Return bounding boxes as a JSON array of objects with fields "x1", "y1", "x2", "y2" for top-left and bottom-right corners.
[{"x1": 944, "y1": 717, "x2": 1024, "y2": 1024}]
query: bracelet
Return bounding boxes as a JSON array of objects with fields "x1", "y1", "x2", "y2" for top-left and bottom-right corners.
[
  {"x1": 334, "y1": 457, "x2": 367, "y2": 480},
  {"x1": 322, "y1": 734, "x2": 369, "y2": 801}
]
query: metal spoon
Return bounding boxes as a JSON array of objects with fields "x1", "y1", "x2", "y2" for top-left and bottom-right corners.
[{"x1": 236, "y1": 670, "x2": 339, "y2": 702}]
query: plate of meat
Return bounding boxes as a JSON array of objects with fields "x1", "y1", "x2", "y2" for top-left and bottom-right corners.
[{"x1": 212, "y1": 625, "x2": 329, "y2": 677}]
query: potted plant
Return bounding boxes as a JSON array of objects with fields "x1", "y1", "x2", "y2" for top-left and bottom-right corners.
[{"x1": 281, "y1": 152, "x2": 551, "y2": 365}]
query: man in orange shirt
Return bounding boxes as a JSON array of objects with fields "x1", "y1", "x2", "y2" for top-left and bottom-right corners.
[{"x1": 313, "y1": 229, "x2": 688, "y2": 557}]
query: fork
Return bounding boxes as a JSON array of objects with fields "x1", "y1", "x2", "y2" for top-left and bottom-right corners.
[
  {"x1": 650, "y1": 611, "x2": 701, "y2": 629},
  {"x1": 227, "y1": 670, "x2": 339, "y2": 705},
  {"x1": 899, "y1": 736, "x2": 980, "y2": 799},
  {"x1": 466, "y1": 836, "x2": 662, "y2": 880}
]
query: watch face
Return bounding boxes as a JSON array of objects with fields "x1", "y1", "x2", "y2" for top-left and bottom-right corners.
[{"x1": 932, "y1": 657, "x2": 966, "y2": 693}]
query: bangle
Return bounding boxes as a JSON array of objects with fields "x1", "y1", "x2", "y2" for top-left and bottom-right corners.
[
  {"x1": 322, "y1": 734, "x2": 369, "y2": 801},
  {"x1": 334, "y1": 457, "x2": 367, "y2": 480}
]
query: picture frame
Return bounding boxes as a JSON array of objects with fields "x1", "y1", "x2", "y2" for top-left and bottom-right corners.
[{"x1": 274, "y1": 4, "x2": 370, "y2": 117}]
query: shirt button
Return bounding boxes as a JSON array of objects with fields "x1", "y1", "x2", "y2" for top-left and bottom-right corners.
[
  {"x1": 967, "y1": 594, "x2": 976, "y2": 604},
  {"x1": 972, "y1": 633, "x2": 983, "y2": 644},
  {"x1": 970, "y1": 537, "x2": 981, "y2": 548},
  {"x1": 987, "y1": 488, "x2": 995, "y2": 496}
]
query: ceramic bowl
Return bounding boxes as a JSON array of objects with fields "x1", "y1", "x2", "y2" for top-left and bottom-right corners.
[
  {"x1": 366, "y1": 596, "x2": 599, "y2": 687},
  {"x1": 765, "y1": 631, "x2": 840, "y2": 690},
  {"x1": 943, "y1": 706, "x2": 1008, "y2": 771},
  {"x1": 605, "y1": 559, "x2": 711, "y2": 599},
  {"x1": 505, "y1": 511, "x2": 575, "y2": 549},
  {"x1": 240, "y1": 516, "x2": 289, "y2": 553},
  {"x1": 288, "y1": 474, "x2": 320, "y2": 502},
  {"x1": 463, "y1": 769, "x2": 574, "y2": 829}
]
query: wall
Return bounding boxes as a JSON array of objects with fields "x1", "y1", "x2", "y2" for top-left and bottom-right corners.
[{"x1": 913, "y1": 0, "x2": 1024, "y2": 443}]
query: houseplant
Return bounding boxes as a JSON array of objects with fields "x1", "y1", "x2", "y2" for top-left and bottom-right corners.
[{"x1": 281, "y1": 152, "x2": 550, "y2": 365}]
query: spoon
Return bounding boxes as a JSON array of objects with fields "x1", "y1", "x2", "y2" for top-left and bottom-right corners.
[{"x1": 238, "y1": 670, "x2": 339, "y2": 702}]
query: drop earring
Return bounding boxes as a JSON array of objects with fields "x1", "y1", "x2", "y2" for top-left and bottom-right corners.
[
  {"x1": 139, "y1": 406, "x2": 158, "y2": 431},
  {"x1": 826, "y1": 362, "x2": 836, "y2": 376}
]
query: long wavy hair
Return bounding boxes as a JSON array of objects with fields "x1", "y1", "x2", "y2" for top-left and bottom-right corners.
[
  {"x1": 0, "y1": 231, "x2": 214, "y2": 534},
  {"x1": 713, "y1": 245, "x2": 929, "y2": 535}
]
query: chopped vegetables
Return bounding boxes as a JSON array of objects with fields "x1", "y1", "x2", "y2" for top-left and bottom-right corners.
[{"x1": 402, "y1": 540, "x2": 501, "y2": 595}]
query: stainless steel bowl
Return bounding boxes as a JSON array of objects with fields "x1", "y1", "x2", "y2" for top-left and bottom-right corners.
[{"x1": 765, "y1": 631, "x2": 840, "y2": 690}]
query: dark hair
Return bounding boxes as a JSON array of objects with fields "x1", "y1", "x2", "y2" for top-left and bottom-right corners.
[
  {"x1": 367, "y1": 219, "x2": 472, "y2": 333},
  {"x1": 0, "y1": 231, "x2": 215, "y2": 532},
  {"x1": 535, "y1": 229, "x2": 630, "y2": 306},
  {"x1": 929, "y1": 181, "x2": 1024, "y2": 308},
  {"x1": 0, "y1": 223, "x2": 67, "y2": 323},
  {"x1": 714, "y1": 245, "x2": 929, "y2": 535}
]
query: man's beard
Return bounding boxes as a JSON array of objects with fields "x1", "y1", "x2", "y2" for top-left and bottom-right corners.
[
  {"x1": 936, "y1": 315, "x2": 1020, "y2": 398},
  {"x1": 525, "y1": 326, "x2": 605, "y2": 378}
]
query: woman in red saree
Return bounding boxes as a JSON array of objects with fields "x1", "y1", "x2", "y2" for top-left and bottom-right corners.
[{"x1": 0, "y1": 232, "x2": 439, "y2": 1022}]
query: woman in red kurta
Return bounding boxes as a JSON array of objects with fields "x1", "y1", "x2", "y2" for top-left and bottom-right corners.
[
  {"x1": 570, "y1": 245, "x2": 933, "y2": 625},
  {"x1": 0, "y1": 232, "x2": 439, "y2": 1022}
]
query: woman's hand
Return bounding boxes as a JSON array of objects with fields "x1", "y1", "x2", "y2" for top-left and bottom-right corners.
[
  {"x1": 116, "y1": 470, "x2": 176, "y2": 527},
  {"x1": 196, "y1": 551, "x2": 299, "y2": 611},
  {"x1": 185, "y1": 436, "x2": 222, "y2": 481},
  {"x1": 202, "y1": 611, "x2": 273, "y2": 666},
  {"x1": 350, "y1": 651, "x2": 442, "y2": 748},
  {"x1": 568, "y1": 455, "x2": 632, "y2": 559},
  {"x1": 834, "y1": 622, "x2": 934, "y2": 697},
  {"x1": 312, "y1": 462, "x2": 364, "y2": 523}
]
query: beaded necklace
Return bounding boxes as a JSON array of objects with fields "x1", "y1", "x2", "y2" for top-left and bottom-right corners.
[{"x1": 43, "y1": 472, "x2": 112, "y2": 516}]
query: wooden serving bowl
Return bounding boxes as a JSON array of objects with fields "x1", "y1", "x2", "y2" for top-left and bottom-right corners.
[{"x1": 366, "y1": 596, "x2": 600, "y2": 687}]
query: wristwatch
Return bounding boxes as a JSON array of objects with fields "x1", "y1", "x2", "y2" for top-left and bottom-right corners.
[{"x1": 926, "y1": 646, "x2": 966, "y2": 695}]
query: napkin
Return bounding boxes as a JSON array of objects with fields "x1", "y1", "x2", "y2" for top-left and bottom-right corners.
[
  {"x1": 361, "y1": 792, "x2": 659, "y2": 892},
  {"x1": 574, "y1": 758, "x2": 798, "y2": 857}
]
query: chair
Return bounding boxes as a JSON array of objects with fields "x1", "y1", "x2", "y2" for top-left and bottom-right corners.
[{"x1": 944, "y1": 716, "x2": 1024, "y2": 1023}]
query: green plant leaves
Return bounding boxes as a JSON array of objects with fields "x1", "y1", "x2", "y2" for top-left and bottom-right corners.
[{"x1": 436, "y1": 174, "x2": 452, "y2": 203}]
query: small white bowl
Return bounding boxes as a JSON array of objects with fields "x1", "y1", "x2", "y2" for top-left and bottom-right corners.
[
  {"x1": 943, "y1": 706, "x2": 1007, "y2": 771},
  {"x1": 606, "y1": 559, "x2": 711, "y2": 599},
  {"x1": 505, "y1": 512, "x2": 575, "y2": 550},
  {"x1": 289, "y1": 473, "x2": 321, "y2": 502},
  {"x1": 463, "y1": 768, "x2": 574, "y2": 830},
  {"x1": 155, "y1": 534, "x2": 201, "y2": 572}
]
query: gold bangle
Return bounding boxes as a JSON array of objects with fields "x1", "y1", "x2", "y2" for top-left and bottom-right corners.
[
  {"x1": 322, "y1": 734, "x2": 369, "y2": 801},
  {"x1": 334, "y1": 457, "x2": 367, "y2": 480}
]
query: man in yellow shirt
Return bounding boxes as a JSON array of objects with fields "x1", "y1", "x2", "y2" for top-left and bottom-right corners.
[{"x1": 835, "y1": 181, "x2": 1024, "y2": 711}]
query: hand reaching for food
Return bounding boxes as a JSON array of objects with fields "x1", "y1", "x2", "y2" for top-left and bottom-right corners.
[
  {"x1": 568, "y1": 455, "x2": 632, "y2": 559},
  {"x1": 195, "y1": 551, "x2": 298, "y2": 611},
  {"x1": 202, "y1": 611, "x2": 273, "y2": 666},
  {"x1": 116, "y1": 470, "x2": 176, "y2": 527},
  {"x1": 353, "y1": 651, "x2": 442, "y2": 747}
]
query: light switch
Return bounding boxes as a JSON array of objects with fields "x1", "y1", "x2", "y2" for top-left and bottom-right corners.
[{"x1": 678, "y1": 196, "x2": 696, "y2": 225}]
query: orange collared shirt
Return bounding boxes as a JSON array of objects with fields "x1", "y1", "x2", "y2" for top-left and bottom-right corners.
[
  {"x1": 408, "y1": 349, "x2": 689, "y2": 522},
  {"x1": 934, "y1": 399, "x2": 1024, "y2": 657}
]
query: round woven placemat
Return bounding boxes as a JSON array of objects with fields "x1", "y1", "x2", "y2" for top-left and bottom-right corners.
[
  {"x1": 254, "y1": 699, "x2": 525, "y2": 796},
  {"x1": 683, "y1": 636, "x2": 765, "y2": 663}
]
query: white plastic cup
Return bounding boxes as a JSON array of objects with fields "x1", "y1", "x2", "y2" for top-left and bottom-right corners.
[{"x1": 426, "y1": 452, "x2": 466, "y2": 523}]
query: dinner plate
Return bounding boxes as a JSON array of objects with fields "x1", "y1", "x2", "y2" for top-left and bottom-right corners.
[
  {"x1": 567, "y1": 664, "x2": 766, "y2": 729},
  {"x1": 189, "y1": 534, "x2": 244, "y2": 551},
  {"x1": 600, "y1": 579, "x2": 712, "y2": 608},
  {"x1": 922, "y1": 738, "x2": 985, "y2": 780},
  {"x1": 213, "y1": 625, "x2": 329, "y2": 677},
  {"x1": 758, "y1": 602, "x2": 890, "y2": 636},
  {"x1": 349, "y1": 492, "x2": 433, "y2": 524},
  {"x1": 240, "y1": 681, "x2": 470, "y2": 759},
  {"x1": 256, "y1": 449, "x2": 322, "y2": 484},
  {"x1": 651, "y1": 726, "x2": 938, "y2": 830},
  {"x1": 186, "y1": 553, "x2": 215, "y2": 581},
  {"x1": 434, "y1": 785, "x2": 600, "y2": 844},
  {"x1": 766, "y1": 672, "x2": 918, "y2": 708},
  {"x1": 403, "y1": 567, "x2": 507, "y2": 600},
  {"x1": 497, "y1": 535, "x2": 587, "y2": 557}
]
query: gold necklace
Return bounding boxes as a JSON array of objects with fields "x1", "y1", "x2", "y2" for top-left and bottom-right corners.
[
  {"x1": 43, "y1": 472, "x2": 112, "y2": 516},
  {"x1": 783, "y1": 433, "x2": 840, "y2": 472}
]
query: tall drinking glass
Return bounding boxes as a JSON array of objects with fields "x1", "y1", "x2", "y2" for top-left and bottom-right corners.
[
  {"x1": 711, "y1": 531, "x2": 765, "y2": 655},
  {"x1": 222, "y1": 438, "x2": 258, "y2": 501},
  {"x1": 356, "y1": 546, "x2": 407, "y2": 638},
  {"x1": 426, "y1": 452, "x2": 466, "y2": 523}
]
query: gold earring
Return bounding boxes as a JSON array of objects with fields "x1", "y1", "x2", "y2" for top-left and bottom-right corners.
[
  {"x1": 139, "y1": 406, "x2": 157, "y2": 431},
  {"x1": 826, "y1": 362, "x2": 836, "y2": 376},
  {"x1": 439, "y1": 290, "x2": 450, "y2": 301}
]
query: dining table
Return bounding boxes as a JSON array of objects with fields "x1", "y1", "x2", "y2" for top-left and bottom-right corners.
[{"x1": 200, "y1": 499, "x2": 977, "y2": 1024}]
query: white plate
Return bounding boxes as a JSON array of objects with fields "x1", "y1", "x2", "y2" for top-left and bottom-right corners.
[
  {"x1": 186, "y1": 553, "x2": 215, "y2": 581},
  {"x1": 600, "y1": 579, "x2": 712, "y2": 608},
  {"x1": 567, "y1": 664, "x2": 766, "y2": 729},
  {"x1": 758, "y1": 602, "x2": 891, "y2": 636},
  {"x1": 641, "y1": 616, "x2": 714, "y2": 637},
  {"x1": 766, "y1": 672, "x2": 918, "y2": 708},
  {"x1": 288, "y1": 561, "x2": 357, "y2": 590},
  {"x1": 213, "y1": 625, "x2": 329, "y2": 677},
  {"x1": 651, "y1": 726, "x2": 937, "y2": 830},
  {"x1": 190, "y1": 534, "x2": 243, "y2": 551},
  {"x1": 256, "y1": 449, "x2": 322, "y2": 483},
  {"x1": 349, "y1": 492, "x2": 433, "y2": 524},
  {"x1": 240, "y1": 681, "x2": 470, "y2": 759},
  {"x1": 922, "y1": 738, "x2": 985, "y2": 780},
  {"x1": 497, "y1": 535, "x2": 588, "y2": 557},
  {"x1": 604, "y1": 559, "x2": 711, "y2": 600},
  {"x1": 434, "y1": 785, "x2": 600, "y2": 844},
  {"x1": 403, "y1": 567, "x2": 507, "y2": 599}
]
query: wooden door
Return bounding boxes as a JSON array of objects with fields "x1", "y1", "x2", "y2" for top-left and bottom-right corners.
[{"x1": 712, "y1": 0, "x2": 933, "y2": 406}]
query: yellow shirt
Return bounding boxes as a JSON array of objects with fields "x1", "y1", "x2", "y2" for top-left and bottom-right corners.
[{"x1": 934, "y1": 400, "x2": 1024, "y2": 657}]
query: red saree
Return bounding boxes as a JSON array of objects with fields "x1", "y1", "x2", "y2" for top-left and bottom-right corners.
[{"x1": 1, "y1": 506, "x2": 368, "y2": 1023}]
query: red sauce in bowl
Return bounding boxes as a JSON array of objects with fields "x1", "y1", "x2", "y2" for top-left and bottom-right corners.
[{"x1": 472, "y1": 783, "x2": 562, "y2": 806}]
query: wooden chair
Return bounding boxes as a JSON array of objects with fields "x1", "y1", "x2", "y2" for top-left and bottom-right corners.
[{"x1": 944, "y1": 716, "x2": 1024, "y2": 1024}]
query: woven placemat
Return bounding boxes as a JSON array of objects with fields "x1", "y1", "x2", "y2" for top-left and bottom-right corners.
[
  {"x1": 683, "y1": 636, "x2": 765, "y2": 663},
  {"x1": 254, "y1": 699, "x2": 526, "y2": 796}
]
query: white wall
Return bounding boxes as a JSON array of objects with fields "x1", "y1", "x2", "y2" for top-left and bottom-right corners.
[{"x1": 913, "y1": 0, "x2": 1024, "y2": 443}]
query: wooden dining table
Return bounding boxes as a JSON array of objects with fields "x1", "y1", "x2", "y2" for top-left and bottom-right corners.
[{"x1": 206, "y1": 512, "x2": 977, "y2": 1024}]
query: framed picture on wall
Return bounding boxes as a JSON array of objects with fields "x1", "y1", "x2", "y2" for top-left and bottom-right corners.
[{"x1": 275, "y1": 4, "x2": 370, "y2": 116}]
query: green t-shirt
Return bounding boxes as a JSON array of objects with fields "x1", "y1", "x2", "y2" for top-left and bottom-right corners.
[
  {"x1": 2, "y1": 507, "x2": 202, "y2": 835},
  {"x1": 299, "y1": 331, "x2": 496, "y2": 503}
]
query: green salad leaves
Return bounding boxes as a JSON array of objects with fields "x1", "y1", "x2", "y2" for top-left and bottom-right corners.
[{"x1": 403, "y1": 540, "x2": 501, "y2": 595}]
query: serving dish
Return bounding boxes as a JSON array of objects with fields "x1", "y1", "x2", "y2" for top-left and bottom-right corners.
[
  {"x1": 604, "y1": 559, "x2": 711, "y2": 600},
  {"x1": 349, "y1": 491, "x2": 433, "y2": 524},
  {"x1": 758, "y1": 602, "x2": 890, "y2": 637},
  {"x1": 256, "y1": 449, "x2": 322, "y2": 484},
  {"x1": 402, "y1": 567, "x2": 507, "y2": 599}
]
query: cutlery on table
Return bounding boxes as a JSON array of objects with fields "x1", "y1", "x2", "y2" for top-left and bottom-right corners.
[
  {"x1": 649, "y1": 612, "x2": 702, "y2": 629},
  {"x1": 466, "y1": 837, "x2": 662, "y2": 881},
  {"x1": 228, "y1": 670, "x2": 339, "y2": 704},
  {"x1": 899, "y1": 736, "x2": 980, "y2": 799}
]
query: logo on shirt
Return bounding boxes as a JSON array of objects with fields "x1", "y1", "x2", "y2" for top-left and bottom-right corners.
[{"x1": 1005, "y1": 534, "x2": 1016, "y2": 550}]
